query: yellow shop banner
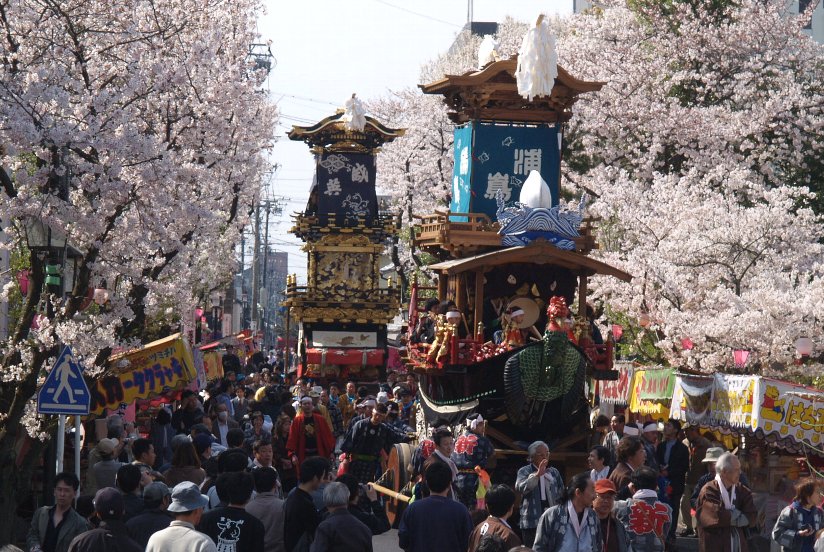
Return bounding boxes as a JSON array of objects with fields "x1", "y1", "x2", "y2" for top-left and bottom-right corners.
[{"x1": 89, "y1": 333, "x2": 196, "y2": 415}]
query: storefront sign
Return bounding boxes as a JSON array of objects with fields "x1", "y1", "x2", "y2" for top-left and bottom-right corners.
[
  {"x1": 753, "y1": 378, "x2": 824, "y2": 447},
  {"x1": 669, "y1": 375, "x2": 714, "y2": 422},
  {"x1": 201, "y1": 350, "x2": 223, "y2": 381},
  {"x1": 710, "y1": 374, "x2": 755, "y2": 429},
  {"x1": 89, "y1": 334, "x2": 196, "y2": 415}
]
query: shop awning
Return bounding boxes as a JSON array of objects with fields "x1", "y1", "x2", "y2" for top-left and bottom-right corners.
[
  {"x1": 598, "y1": 361, "x2": 634, "y2": 405},
  {"x1": 628, "y1": 367, "x2": 675, "y2": 416},
  {"x1": 670, "y1": 373, "x2": 824, "y2": 455},
  {"x1": 199, "y1": 341, "x2": 223, "y2": 351},
  {"x1": 305, "y1": 348, "x2": 385, "y2": 366}
]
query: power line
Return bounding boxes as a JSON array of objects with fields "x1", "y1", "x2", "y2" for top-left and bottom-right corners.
[
  {"x1": 270, "y1": 91, "x2": 340, "y2": 107},
  {"x1": 372, "y1": 0, "x2": 463, "y2": 28}
]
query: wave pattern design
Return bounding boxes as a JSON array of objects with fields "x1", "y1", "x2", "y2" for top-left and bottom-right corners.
[{"x1": 496, "y1": 191, "x2": 586, "y2": 250}]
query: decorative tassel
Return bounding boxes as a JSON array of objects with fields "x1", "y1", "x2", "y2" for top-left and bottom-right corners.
[
  {"x1": 342, "y1": 93, "x2": 366, "y2": 131},
  {"x1": 515, "y1": 14, "x2": 558, "y2": 101}
]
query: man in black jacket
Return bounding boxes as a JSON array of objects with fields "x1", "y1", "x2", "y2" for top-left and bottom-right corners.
[
  {"x1": 284, "y1": 456, "x2": 330, "y2": 551},
  {"x1": 126, "y1": 482, "x2": 173, "y2": 549},
  {"x1": 67, "y1": 487, "x2": 142, "y2": 552},
  {"x1": 312, "y1": 482, "x2": 373, "y2": 552},
  {"x1": 655, "y1": 418, "x2": 689, "y2": 547},
  {"x1": 332, "y1": 474, "x2": 390, "y2": 535}
]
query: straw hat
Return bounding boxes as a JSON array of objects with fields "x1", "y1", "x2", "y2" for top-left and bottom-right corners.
[{"x1": 507, "y1": 297, "x2": 539, "y2": 329}]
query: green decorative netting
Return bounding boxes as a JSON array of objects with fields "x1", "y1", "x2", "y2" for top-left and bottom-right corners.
[{"x1": 518, "y1": 331, "x2": 582, "y2": 402}]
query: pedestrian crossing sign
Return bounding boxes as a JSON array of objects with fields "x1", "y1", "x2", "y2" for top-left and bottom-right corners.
[{"x1": 37, "y1": 346, "x2": 90, "y2": 415}]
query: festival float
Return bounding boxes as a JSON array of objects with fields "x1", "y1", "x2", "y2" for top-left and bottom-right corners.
[
  {"x1": 383, "y1": 19, "x2": 634, "y2": 521},
  {"x1": 283, "y1": 97, "x2": 405, "y2": 383}
]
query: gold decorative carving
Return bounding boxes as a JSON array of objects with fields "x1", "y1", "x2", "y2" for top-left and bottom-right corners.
[{"x1": 293, "y1": 306, "x2": 398, "y2": 324}]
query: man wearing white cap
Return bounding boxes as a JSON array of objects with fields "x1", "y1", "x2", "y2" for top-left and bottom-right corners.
[
  {"x1": 452, "y1": 413, "x2": 495, "y2": 510},
  {"x1": 145, "y1": 481, "x2": 215, "y2": 552},
  {"x1": 503, "y1": 307, "x2": 541, "y2": 347},
  {"x1": 641, "y1": 422, "x2": 660, "y2": 472}
]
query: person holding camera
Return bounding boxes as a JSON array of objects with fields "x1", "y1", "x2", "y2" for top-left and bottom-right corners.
[{"x1": 773, "y1": 478, "x2": 824, "y2": 552}]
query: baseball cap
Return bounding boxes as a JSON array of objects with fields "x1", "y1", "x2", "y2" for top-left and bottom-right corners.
[
  {"x1": 97, "y1": 438, "x2": 119, "y2": 455},
  {"x1": 167, "y1": 481, "x2": 209, "y2": 513},
  {"x1": 595, "y1": 479, "x2": 617, "y2": 495},
  {"x1": 94, "y1": 487, "x2": 124, "y2": 519}
]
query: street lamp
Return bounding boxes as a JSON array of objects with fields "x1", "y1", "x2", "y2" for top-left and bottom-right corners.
[
  {"x1": 22, "y1": 218, "x2": 67, "y2": 252},
  {"x1": 210, "y1": 290, "x2": 224, "y2": 340}
]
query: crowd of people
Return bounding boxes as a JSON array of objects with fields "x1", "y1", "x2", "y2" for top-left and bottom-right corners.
[
  {"x1": 20, "y1": 354, "x2": 824, "y2": 552},
  {"x1": 25, "y1": 355, "x2": 422, "y2": 552}
]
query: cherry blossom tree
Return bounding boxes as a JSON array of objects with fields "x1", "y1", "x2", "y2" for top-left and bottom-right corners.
[
  {"x1": 372, "y1": 2, "x2": 824, "y2": 375},
  {"x1": 0, "y1": 0, "x2": 275, "y2": 538},
  {"x1": 555, "y1": 0, "x2": 824, "y2": 372}
]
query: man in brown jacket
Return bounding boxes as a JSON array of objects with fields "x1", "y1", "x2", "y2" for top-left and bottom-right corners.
[
  {"x1": 697, "y1": 452, "x2": 756, "y2": 552},
  {"x1": 468, "y1": 485, "x2": 521, "y2": 551},
  {"x1": 679, "y1": 423, "x2": 712, "y2": 536}
]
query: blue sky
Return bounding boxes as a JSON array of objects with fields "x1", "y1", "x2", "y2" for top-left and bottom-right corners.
[{"x1": 257, "y1": 0, "x2": 573, "y2": 280}]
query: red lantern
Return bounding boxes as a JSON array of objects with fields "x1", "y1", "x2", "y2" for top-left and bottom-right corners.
[
  {"x1": 612, "y1": 324, "x2": 623, "y2": 342},
  {"x1": 195, "y1": 307, "x2": 204, "y2": 318},
  {"x1": 681, "y1": 338, "x2": 694, "y2": 350},
  {"x1": 16, "y1": 270, "x2": 29, "y2": 296}
]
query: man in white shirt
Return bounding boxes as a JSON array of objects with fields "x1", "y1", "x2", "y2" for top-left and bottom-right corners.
[{"x1": 146, "y1": 481, "x2": 216, "y2": 552}]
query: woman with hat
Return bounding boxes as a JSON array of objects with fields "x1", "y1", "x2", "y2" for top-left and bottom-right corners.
[
  {"x1": 145, "y1": 482, "x2": 214, "y2": 552},
  {"x1": 592, "y1": 479, "x2": 630, "y2": 552}
]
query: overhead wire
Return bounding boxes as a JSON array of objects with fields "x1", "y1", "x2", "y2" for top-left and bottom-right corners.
[{"x1": 371, "y1": 0, "x2": 463, "y2": 28}]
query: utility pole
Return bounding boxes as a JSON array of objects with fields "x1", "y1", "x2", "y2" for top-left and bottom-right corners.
[
  {"x1": 239, "y1": 233, "x2": 245, "y2": 330},
  {"x1": 251, "y1": 203, "x2": 261, "y2": 333},
  {"x1": 262, "y1": 203, "x2": 270, "y2": 351}
]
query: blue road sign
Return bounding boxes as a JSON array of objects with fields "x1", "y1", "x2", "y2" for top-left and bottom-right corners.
[{"x1": 37, "y1": 346, "x2": 90, "y2": 415}]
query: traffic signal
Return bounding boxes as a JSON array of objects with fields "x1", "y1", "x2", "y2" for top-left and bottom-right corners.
[{"x1": 45, "y1": 264, "x2": 61, "y2": 287}]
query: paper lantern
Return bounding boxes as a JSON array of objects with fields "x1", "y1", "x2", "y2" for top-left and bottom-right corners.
[
  {"x1": 795, "y1": 337, "x2": 813, "y2": 357},
  {"x1": 733, "y1": 349, "x2": 750, "y2": 369},
  {"x1": 611, "y1": 324, "x2": 623, "y2": 342},
  {"x1": 681, "y1": 338, "x2": 694, "y2": 350}
]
